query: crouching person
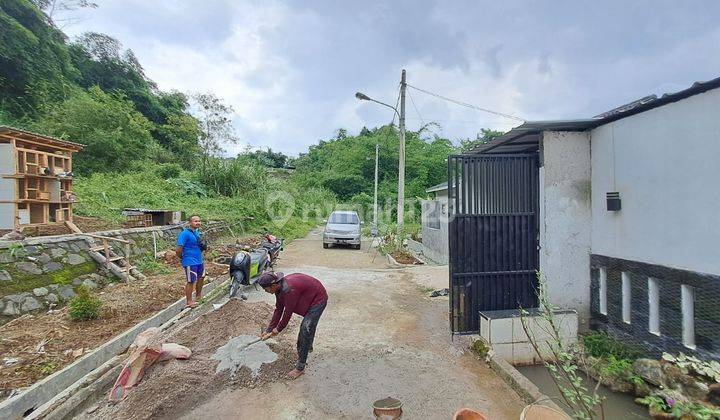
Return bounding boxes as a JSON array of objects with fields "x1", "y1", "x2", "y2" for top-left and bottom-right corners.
[{"x1": 258, "y1": 272, "x2": 328, "y2": 380}]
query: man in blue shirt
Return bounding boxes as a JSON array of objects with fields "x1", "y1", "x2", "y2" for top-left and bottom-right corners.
[{"x1": 175, "y1": 215, "x2": 205, "y2": 308}]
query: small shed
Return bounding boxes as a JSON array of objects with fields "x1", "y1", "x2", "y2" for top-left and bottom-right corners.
[{"x1": 122, "y1": 208, "x2": 183, "y2": 228}]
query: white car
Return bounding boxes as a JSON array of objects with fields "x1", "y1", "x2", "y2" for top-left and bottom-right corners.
[{"x1": 323, "y1": 211, "x2": 362, "y2": 249}]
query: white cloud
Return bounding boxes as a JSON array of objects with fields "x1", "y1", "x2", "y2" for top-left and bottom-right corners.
[{"x1": 62, "y1": 0, "x2": 720, "y2": 156}]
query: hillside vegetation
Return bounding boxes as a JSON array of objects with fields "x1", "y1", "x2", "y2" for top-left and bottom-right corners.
[{"x1": 0, "y1": 0, "x2": 501, "y2": 238}]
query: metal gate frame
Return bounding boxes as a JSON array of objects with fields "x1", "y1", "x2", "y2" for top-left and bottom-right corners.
[{"x1": 448, "y1": 153, "x2": 540, "y2": 333}]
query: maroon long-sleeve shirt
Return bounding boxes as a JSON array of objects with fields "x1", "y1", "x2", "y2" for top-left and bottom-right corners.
[{"x1": 266, "y1": 273, "x2": 328, "y2": 332}]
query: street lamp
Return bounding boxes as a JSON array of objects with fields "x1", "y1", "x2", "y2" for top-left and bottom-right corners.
[
  {"x1": 355, "y1": 70, "x2": 407, "y2": 249},
  {"x1": 355, "y1": 92, "x2": 400, "y2": 119}
]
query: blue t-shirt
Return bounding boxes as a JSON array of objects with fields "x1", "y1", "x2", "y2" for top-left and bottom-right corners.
[{"x1": 176, "y1": 228, "x2": 204, "y2": 267}]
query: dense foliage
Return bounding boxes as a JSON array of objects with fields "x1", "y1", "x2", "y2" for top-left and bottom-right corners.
[
  {"x1": 293, "y1": 125, "x2": 456, "y2": 221},
  {"x1": 0, "y1": 0, "x2": 501, "y2": 233},
  {"x1": 0, "y1": 0, "x2": 201, "y2": 172}
]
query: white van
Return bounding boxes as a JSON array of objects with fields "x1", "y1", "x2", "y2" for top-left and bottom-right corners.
[{"x1": 322, "y1": 211, "x2": 362, "y2": 249}]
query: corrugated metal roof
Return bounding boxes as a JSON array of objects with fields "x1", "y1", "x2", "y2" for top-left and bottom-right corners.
[
  {"x1": 426, "y1": 181, "x2": 448, "y2": 193},
  {"x1": 0, "y1": 126, "x2": 84, "y2": 150},
  {"x1": 469, "y1": 75, "x2": 720, "y2": 154},
  {"x1": 123, "y1": 208, "x2": 176, "y2": 213}
]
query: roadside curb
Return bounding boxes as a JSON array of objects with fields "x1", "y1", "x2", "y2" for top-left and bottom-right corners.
[
  {"x1": 487, "y1": 353, "x2": 565, "y2": 413},
  {"x1": 0, "y1": 276, "x2": 226, "y2": 420},
  {"x1": 454, "y1": 334, "x2": 564, "y2": 413}
]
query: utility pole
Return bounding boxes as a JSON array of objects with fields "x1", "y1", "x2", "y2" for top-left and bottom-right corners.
[
  {"x1": 373, "y1": 143, "x2": 379, "y2": 231},
  {"x1": 397, "y1": 69, "x2": 406, "y2": 246}
]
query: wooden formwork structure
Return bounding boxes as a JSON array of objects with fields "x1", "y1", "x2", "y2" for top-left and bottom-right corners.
[{"x1": 0, "y1": 126, "x2": 84, "y2": 230}]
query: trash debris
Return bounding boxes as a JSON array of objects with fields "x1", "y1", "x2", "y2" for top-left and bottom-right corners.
[
  {"x1": 72, "y1": 348, "x2": 84, "y2": 358},
  {"x1": 158, "y1": 343, "x2": 192, "y2": 361},
  {"x1": 4, "y1": 357, "x2": 21, "y2": 366},
  {"x1": 430, "y1": 288, "x2": 449, "y2": 297},
  {"x1": 35, "y1": 337, "x2": 51, "y2": 354},
  {"x1": 109, "y1": 327, "x2": 193, "y2": 402}
]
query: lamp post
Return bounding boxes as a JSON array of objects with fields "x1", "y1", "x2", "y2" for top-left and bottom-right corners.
[{"x1": 355, "y1": 69, "x2": 406, "y2": 247}]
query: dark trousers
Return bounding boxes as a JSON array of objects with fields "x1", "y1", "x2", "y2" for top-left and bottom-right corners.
[{"x1": 296, "y1": 302, "x2": 326, "y2": 371}]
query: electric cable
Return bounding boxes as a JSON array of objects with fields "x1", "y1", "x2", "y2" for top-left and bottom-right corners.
[
  {"x1": 407, "y1": 89, "x2": 425, "y2": 126},
  {"x1": 406, "y1": 83, "x2": 525, "y2": 122}
]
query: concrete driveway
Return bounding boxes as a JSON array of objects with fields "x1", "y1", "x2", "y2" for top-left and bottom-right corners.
[{"x1": 182, "y1": 229, "x2": 525, "y2": 419}]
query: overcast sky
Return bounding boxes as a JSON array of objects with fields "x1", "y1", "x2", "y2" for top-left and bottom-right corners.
[{"x1": 63, "y1": 0, "x2": 720, "y2": 156}]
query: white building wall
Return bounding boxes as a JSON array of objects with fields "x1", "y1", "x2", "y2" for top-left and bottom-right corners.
[
  {"x1": 539, "y1": 131, "x2": 592, "y2": 326},
  {"x1": 591, "y1": 88, "x2": 720, "y2": 275},
  {"x1": 420, "y1": 190, "x2": 449, "y2": 264},
  {"x1": 0, "y1": 144, "x2": 15, "y2": 229}
]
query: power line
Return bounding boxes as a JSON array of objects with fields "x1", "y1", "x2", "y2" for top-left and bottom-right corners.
[
  {"x1": 407, "y1": 89, "x2": 424, "y2": 126},
  {"x1": 391, "y1": 84, "x2": 401, "y2": 125},
  {"x1": 406, "y1": 83, "x2": 525, "y2": 122}
]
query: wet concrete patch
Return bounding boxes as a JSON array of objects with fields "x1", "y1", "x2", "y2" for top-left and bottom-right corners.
[{"x1": 212, "y1": 335, "x2": 278, "y2": 378}]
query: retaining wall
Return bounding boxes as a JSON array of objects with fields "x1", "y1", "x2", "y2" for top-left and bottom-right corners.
[{"x1": 0, "y1": 225, "x2": 188, "y2": 322}]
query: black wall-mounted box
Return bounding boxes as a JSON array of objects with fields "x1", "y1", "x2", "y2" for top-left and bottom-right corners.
[{"x1": 606, "y1": 192, "x2": 621, "y2": 211}]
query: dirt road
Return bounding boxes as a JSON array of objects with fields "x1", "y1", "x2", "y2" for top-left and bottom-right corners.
[{"x1": 179, "y1": 228, "x2": 525, "y2": 419}]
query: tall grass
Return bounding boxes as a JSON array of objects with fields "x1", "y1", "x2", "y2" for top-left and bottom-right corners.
[{"x1": 73, "y1": 166, "x2": 338, "y2": 240}]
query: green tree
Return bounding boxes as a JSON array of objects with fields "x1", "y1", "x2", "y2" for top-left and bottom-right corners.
[
  {"x1": 0, "y1": 0, "x2": 78, "y2": 116},
  {"x1": 192, "y1": 92, "x2": 239, "y2": 171},
  {"x1": 36, "y1": 86, "x2": 157, "y2": 174}
]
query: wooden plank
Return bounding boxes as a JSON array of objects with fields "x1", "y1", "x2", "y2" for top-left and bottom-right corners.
[
  {"x1": 16, "y1": 146, "x2": 72, "y2": 161},
  {"x1": 0, "y1": 134, "x2": 81, "y2": 152},
  {"x1": 65, "y1": 220, "x2": 83, "y2": 234}
]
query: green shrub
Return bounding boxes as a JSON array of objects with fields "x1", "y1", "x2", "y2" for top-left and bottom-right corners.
[
  {"x1": 583, "y1": 331, "x2": 641, "y2": 360},
  {"x1": 601, "y1": 355, "x2": 644, "y2": 385},
  {"x1": 155, "y1": 163, "x2": 182, "y2": 179},
  {"x1": 68, "y1": 286, "x2": 102, "y2": 321},
  {"x1": 471, "y1": 339, "x2": 489, "y2": 358}
]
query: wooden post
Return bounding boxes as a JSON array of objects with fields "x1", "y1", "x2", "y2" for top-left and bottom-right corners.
[
  {"x1": 125, "y1": 243, "x2": 131, "y2": 273},
  {"x1": 103, "y1": 239, "x2": 110, "y2": 268}
]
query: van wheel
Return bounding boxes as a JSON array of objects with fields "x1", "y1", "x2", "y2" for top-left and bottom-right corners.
[
  {"x1": 354, "y1": 244, "x2": 361, "y2": 250},
  {"x1": 323, "y1": 243, "x2": 329, "y2": 249}
]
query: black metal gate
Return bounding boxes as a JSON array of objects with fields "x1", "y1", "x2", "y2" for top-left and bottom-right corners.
[{"x1": 448, "y1": 154, "x2": 539, "y2": 333}]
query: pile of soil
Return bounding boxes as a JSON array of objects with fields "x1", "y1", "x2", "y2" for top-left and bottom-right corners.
[
  {"x1": 88, "y1": 299, "x2": 298, "y2": 420},
  {"x1": 0, "y1": 264, "x2": 210, "y2": 396},
  {"x1": 390, "y1": 250, "x2": 423, "y2": 265}
]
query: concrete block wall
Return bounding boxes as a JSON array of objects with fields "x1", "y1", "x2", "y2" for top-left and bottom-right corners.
[
  {"x1": 480, "y1": 309, "x2": 578, "y2": 366},
  {"x1": 590, "y1": 254, "x2": 720, "y2": 360}
]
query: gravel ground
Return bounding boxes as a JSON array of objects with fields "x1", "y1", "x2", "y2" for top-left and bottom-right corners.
[
  {"x1": 179, "y1": 228, "x2": 525, "y2": 419},
  {"x1": 75, "y1": 228, "x2": 525, "y2": 419}
]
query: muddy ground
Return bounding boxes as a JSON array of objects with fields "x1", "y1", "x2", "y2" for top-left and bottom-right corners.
[{"x1": 78, "y1": 228, "x2": 525, "y2": 419}]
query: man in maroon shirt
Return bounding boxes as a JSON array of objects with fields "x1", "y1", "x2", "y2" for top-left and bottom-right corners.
[{"x1": 258, "y1": 272, "x2": 328, "y2": 380}]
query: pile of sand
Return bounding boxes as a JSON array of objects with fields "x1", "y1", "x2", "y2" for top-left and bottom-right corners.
[{"x1": 87, "y1": 299, "x2": 297, "y2": 420}]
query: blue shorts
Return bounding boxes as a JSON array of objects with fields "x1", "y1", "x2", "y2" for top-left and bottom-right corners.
[{"x1": 183, "y1": 264, "x2": 205, "y2": 284}]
